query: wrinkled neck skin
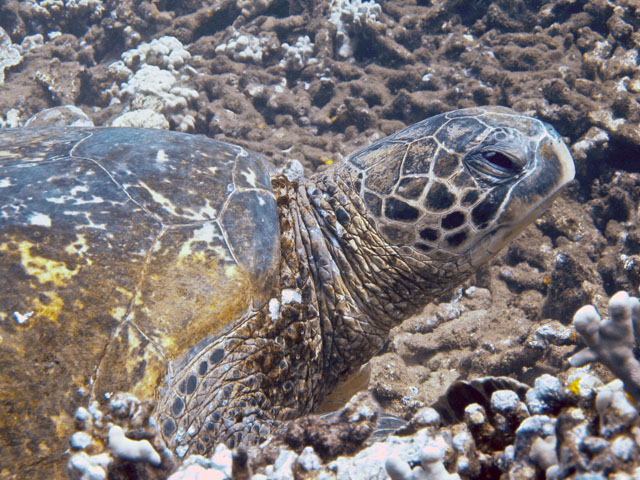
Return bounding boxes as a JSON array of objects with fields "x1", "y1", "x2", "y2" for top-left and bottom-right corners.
[
  {"x1": 156, "y1": 172, "x2": 466, "y2": 459},
  {"x1": 283, "y1": 170, "x2": 458, "y2": 390}
]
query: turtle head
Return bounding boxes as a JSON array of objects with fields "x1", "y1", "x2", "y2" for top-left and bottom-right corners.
[{"x1": 338, "y1": 106, "x2": 575, "y2": 275}]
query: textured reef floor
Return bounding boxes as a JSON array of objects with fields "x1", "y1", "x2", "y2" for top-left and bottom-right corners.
[{"x1": 2, "y1": 0, "x2": 640, "y2": 478}]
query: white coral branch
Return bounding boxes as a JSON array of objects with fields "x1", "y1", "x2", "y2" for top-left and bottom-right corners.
[{"x1": 569, "y1": 291, "x2": 640, "y2": 401}]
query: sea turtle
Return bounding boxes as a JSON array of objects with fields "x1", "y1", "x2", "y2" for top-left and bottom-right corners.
[{"x1": 0, "y1": 106, "x2": 574, "y2": 478}]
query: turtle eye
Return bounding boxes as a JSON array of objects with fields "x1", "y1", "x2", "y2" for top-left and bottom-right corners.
[
  {"x1": 464, "y1": 149, "x2": 524, "y2": 185},
  {"x1": 483, "y1": 151, "x2": 517, "y2": 171}
]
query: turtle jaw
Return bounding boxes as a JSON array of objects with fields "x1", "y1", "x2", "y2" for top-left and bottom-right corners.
[
  {"x1": 465, "y1": 130, "x2": 575, "y2": 270},
  {"x1": 467, "y1": 188, "x2": 563, "y2": 269}
]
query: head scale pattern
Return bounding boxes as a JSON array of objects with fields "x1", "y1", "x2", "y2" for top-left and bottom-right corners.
[{"x1": 335, "y1": 107, "x2": 574, "y2": 271}]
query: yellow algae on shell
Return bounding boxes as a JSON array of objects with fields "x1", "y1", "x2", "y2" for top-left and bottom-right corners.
[
  {"x1": 1, "y1": 239, "x2": 79, "y2": 287},
  {"x1": 130, "y1": 232, "x2": 253, "y2": 360},
  {"x1": 32, "y1": 293, "x2": 65, "y2": 324},
  {"x1": 0, "y1": 240, "x2": 78, "y2": 323}
]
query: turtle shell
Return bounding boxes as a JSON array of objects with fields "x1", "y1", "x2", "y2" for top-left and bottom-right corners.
[{"x1": 0, "y1": 127, "x2": 280, "y2": 476}]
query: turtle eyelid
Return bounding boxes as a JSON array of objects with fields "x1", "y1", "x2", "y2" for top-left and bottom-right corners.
[
  {"x1": 482, "y1": 150, "x2": 520, "y2": 171},
  {"x1": 464, "y1": 148, "x2": 524, "y2": 185}
]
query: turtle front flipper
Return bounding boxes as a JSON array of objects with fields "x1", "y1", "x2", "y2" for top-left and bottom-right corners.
[{"x1": 155, "y1": 174, "x2": 325, "y2": 457}]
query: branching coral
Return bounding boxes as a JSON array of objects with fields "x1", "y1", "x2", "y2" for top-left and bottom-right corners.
[{"x1": 569, "y1": 291, "x2": 640, "y2": 402}]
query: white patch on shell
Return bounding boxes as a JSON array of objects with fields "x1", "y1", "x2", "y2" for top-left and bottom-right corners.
[
  {"x1": 281, "y1": 289, "x2": 301, "y2": 305},
  {"x1": 74, "y1": 195, "x2": 105, "y2": 205},
  {"x1": 241, "y1": 168, "x2": 257, "y2": 187},
  {"x1": 47, "y1": 194, "x2": 104, "y2": 205},
  {"x1": 70, "y1": 185, "x2": 90, "y2": 196},
  {"x1": 178, "y1": 222, "x2": 228, "y2": 261},
  {"x1": 137, "y1": 181, "x2": 182, "y2": 217},
  {"x1": 156, "y1": 149, "x2": 169, "y2": 163},
  {"x1": 0, "y1": 178, "x2": 12, "y2": 187},
  {"x1": 29, "y1": 212, "x2": 51, "y2": 227},
  {"x1": 268, "y1": 298, "x2": 280, "y2": 321},
  {"x1": 13, "y1": 311, "x2": 33, "y2": 324},
  {"x1": 64, "y1": 211, "x2": 107, "y2": 229},
  {"x1": 197, "y1": 198, "x2": 219, "y2": 220},
  {"x1": 138, "y1": 181, "x2": 218, "y2": 220}
]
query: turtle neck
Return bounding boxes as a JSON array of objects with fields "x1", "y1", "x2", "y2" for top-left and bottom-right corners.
[{"x1": 272, "y1": 172, "x2": 465, "y2": 401}]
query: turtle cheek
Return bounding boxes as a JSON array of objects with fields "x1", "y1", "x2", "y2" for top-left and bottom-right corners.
[
  {"x1": 497, "y1": 140, "x2": 567, "y2": 225},
  {"x1": 502, "y1": 136, "x2": 571, "y2": 219}
]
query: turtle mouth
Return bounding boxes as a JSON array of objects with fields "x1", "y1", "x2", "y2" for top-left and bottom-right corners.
[{"x1": 475, "y1": 188, "x2": 562, "y2": 262}]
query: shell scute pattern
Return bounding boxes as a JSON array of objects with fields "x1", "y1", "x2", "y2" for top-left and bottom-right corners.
[
  {"x1": 431, "y1": 149, "x2": 461, "y2": 179},
  {"x1": 364, "y1": 155, "x2": 402, "y2": 195},
  {"x1": 0, "y1": 127, "x2": 279, "y2": 474},
  {"x1": 70, "y1": 128, "x2": 239, "y2": 223},
  {"x1": 0, "y1": 128, "x2": 88, "y2": 166},
  {"x1": 395, "y1": 176, "x2": 426, "y2": 200},
  {"x1": 388, "y1": 110, "x2": 449, "y2": 143}
]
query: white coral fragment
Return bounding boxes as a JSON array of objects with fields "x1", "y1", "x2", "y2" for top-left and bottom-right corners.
[
  {"x1": 384, "y1": 438, "x2": 460, "y2": 480},
  {"x1": 107, "y1": 425, "x2": 161, "y2": 466},
  {"x1": 215, "y1": 32, "x2": 271, "y2": 63},
  {"x1": 279, "y1": 36, "x2": 316, "y2": 71},
  {"x1": 0, "y1": 108, "x2": 21, "y2": 128},
  {"x1": 30, "y1": 0, "x2": 105, "y2": 19},
  {"x1": 236, "y1": 0, "x2": 273, "y2": 17},
  {"x1": 328, "y1": 0, "x2": 382, "y2": 58},
  {"x1": 68, "y1": 452, "x2": 111, "y2": 480},
  {"x1": 0, "y1": 27, "x2": 22, "y2": 84},
  {"x1": 105, "y1": 36, "x2": 197, "y2": 131},
  {"x1": 122, "y1": 36, "x2": 190, "y2": 72}
]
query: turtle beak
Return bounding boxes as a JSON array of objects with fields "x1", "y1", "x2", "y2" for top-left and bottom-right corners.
[{"x1": 543, "y1": 122, "x2": 575, "y2": 187}]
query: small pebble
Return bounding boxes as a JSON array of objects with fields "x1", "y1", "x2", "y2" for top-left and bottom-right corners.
[
  {"x1": 491, "y1": 390, "x2": 520, "y2": 414},
  {"x1": 297, "y1": 446, "x2": 322, "y2": 472},
  {"x1": 611, "y1": 436, "x2": 636, "y2": 461},
  {"x1": 70, "y1": 431, "x2": 93, "y2": 450},
  {"x1": 75, "y1": 407, "x2": 91, "y2": 422},
  {"x1": 385, "y1": 455, "x2": 412, "y2": 480},
  {"x1": 68, "y1": 452, "x2": 109, "y2": 480},
  {"x1": 108, "y1": 425, "x2": 161, "y2": 466},
  {"x1": 526, "y1": 375, "x2": 565, "y2": 414},
  {"x1": 411, "y1": 407, "x2": 441, "y2": 428}
]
